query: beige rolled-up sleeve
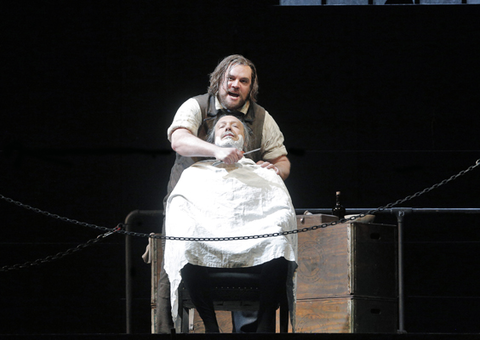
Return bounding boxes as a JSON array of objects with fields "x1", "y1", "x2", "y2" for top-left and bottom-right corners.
[
  {"x1": 167, "y1": 98, "x2": 203, "y2": 141},
  {"x1": 261, "y1": 111, "x2": 288, "y2": 161}
]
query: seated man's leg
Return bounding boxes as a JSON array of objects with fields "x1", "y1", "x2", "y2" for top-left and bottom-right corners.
[
  {"x1": 230, "y1": 258, "x2": 289, "y2": 333},
  {"x1": 181, "y1": 264, "x2": 220, "y2": 333},
  {"x1": 157, "y1": 222, "x2": 175, "y2": 333},
  {"x1": 232, "y1": 310, "x2": 258, "y2": 333},
  {"x1": 256, "y1": 257, "x2": 289, "y2": 333},
  {"x1": 157, "y1": 263, "x2": 174, "y2": 333},
  {"x1": 229, "y1": 266, "x2": 261, "y2": 333}
]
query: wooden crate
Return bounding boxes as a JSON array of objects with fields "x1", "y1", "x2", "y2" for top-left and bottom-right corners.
[
  {"x1": 296, "y1": 214, "x2": 398, "y2": 300},
  {"x1": 295, "y1": 213, "x2": 398, "y2": 333},
  {"x1": 296, "y1": 297, "x2": 398, "y2": 333}
]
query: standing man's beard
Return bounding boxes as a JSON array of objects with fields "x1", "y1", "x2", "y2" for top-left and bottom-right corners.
[{"x1": 215, "y1": 135, "x2": 244, "y2": 151}]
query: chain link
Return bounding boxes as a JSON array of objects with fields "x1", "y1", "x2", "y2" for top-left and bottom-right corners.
[
  {"x1": 365, "y1": 159, "x2": 480, "y2": 216},
  {"x1": 1, "y1": 158, "x2": 479, "y2": 245},
  {"x1": 0, "y1": 194, "x2": 112, "y2": 234},
  {"x1": 0, "y1": 226, "x2": 122, "y2": 272},
  {"x1": 109, "y1": 157, "x2": 480, "y2": 241}
]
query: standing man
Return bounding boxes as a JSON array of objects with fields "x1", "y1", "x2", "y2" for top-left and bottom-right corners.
[{"x1": 158, "y1": 54, "x2": 291, "y2": 333}]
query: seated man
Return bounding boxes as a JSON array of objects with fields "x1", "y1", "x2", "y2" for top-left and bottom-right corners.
[{"x1": 163, "y1": 114, "x2": 297, "y2": 333}]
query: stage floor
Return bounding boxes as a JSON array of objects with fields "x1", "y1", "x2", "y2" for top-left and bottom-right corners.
[{"x1": 2, "y1": 333, "x2": 480, "y2": 340}]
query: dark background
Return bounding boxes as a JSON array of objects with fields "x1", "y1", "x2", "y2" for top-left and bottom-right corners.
[{"x1": 1, "y1": 0, "x2": 479, "y2": 334}]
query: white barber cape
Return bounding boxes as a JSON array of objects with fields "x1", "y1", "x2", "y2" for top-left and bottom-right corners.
[{"x1": 164, "y1": 157, "x2": 297, "y2": 320}]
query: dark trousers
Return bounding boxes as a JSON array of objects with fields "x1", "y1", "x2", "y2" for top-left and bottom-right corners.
[
  {"x1": 181, "y1": 257, "x2": 288, "y2": 333},
  {"x1": 157, "y1": 263, "x2": 175, "y2": 333}
]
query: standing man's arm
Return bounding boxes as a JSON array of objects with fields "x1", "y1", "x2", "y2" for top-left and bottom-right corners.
[
  {"x1": 257, "y1": 111, "x2": 291, "y2": 181},
  {"x1": 171, "y1": 128, "x2": 244, "y2": 165}
]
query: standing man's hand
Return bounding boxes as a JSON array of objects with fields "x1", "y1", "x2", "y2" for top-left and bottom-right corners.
[
  {"x1": 257, "y1": 155, "x2": 290, "y2": 180},
  {"x1": 214, "y1": 147, "x2": 244, "y2": 165},
  {"x1": 257, "y1": 160, "x2": 279, "y2": 174}
]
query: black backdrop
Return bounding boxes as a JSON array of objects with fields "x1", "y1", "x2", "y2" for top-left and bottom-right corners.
[{"x1": 1, "y1": 1, "x2": 480, "y2": 334}]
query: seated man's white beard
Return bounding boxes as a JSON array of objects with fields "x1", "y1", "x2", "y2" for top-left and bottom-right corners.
[{"x1": 215, "y1": 135, "x2": 244, "y2": 151}]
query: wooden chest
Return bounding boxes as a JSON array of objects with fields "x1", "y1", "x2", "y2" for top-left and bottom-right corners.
[
  {"x1": 295, "y1": 213, "x2": 398, "y2": 333},
  {"x1": 296, "y1": 214, "x2": 398, "y2": 299},
  {"x1": 295, "y1": 296, "x2": 398, "y2": 333}
]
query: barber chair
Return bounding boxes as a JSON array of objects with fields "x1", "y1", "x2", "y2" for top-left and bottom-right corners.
[
  {"x1": 176, "y1": 269, "x2": 290, "y2": 333},
  {"x1": 129, "y1": 209, "x2": 292, "y2": 334}
]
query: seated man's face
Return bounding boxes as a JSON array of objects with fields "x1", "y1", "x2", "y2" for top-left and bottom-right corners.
[{"x1": 214, "y1": 115, "x2": 245, "y2": 150}]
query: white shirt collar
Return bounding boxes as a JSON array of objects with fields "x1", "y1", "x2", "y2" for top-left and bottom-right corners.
[{"x1": 215, "y1": 96, "x2": 250, "y2": 114}]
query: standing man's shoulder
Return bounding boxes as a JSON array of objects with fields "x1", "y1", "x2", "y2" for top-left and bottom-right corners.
[
  {"x1": 191, "y1": 93, "x2": 210, "y2": 105},
  {"x1": 167, "y1": 96, "x2": 203, "y2": 141}
]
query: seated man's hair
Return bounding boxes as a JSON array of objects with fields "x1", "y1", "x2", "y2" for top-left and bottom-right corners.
[{"x1": 206, "y1": 114, "x2": 252, "y2": 151}]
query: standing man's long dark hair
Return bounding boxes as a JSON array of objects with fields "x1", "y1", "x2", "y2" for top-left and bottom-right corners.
[{"x1": 208, "y1": 54, "x2": 259, "y2": 102}]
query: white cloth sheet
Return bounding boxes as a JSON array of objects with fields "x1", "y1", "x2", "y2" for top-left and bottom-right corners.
[{"x1": 164, "y1": 158, "x2": 297, "y2": 320}]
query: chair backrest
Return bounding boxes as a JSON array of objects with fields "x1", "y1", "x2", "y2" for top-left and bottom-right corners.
[{"x1": 180, "y1": 271, "x2": 264, "y2": 312}]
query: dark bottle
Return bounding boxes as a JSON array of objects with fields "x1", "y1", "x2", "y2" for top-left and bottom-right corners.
[{"x1": 332, "y1": 191, "x2": 346, "y2": 219}]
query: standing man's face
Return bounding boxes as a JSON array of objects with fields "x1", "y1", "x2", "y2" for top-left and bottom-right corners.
[{"x1": 218, "y1": 64, "x2": 252, "y2": 111}]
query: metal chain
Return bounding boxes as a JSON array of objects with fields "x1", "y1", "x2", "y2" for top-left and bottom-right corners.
[
  {"x1": 365, "y1": 158, "x2": 480, "y2": 216},
  {"x1": 0, "y1": 226, "x2": 121, "y2": 272},
  {"x1": 0, "y1": 194, "x2": 113, "y2": 234},
  {"x1": 1, "y1": 158, "x2": 479, "y2": 243},
  {"x1": 121, "y1": 157, "x2": 480, "y2": 241}
]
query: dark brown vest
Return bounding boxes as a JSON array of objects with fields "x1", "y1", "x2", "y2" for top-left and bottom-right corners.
[
  {"x1": 164, "y1": 94, "x2": 266, "y2": 205},
  {"x1": 193, "y1": 94, "x2": 265, "y2": 162}
]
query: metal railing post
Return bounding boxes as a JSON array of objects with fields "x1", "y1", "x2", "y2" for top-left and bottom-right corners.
[{"x1": 395, "y1": 209, "x2": 408, "y2": 334}]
